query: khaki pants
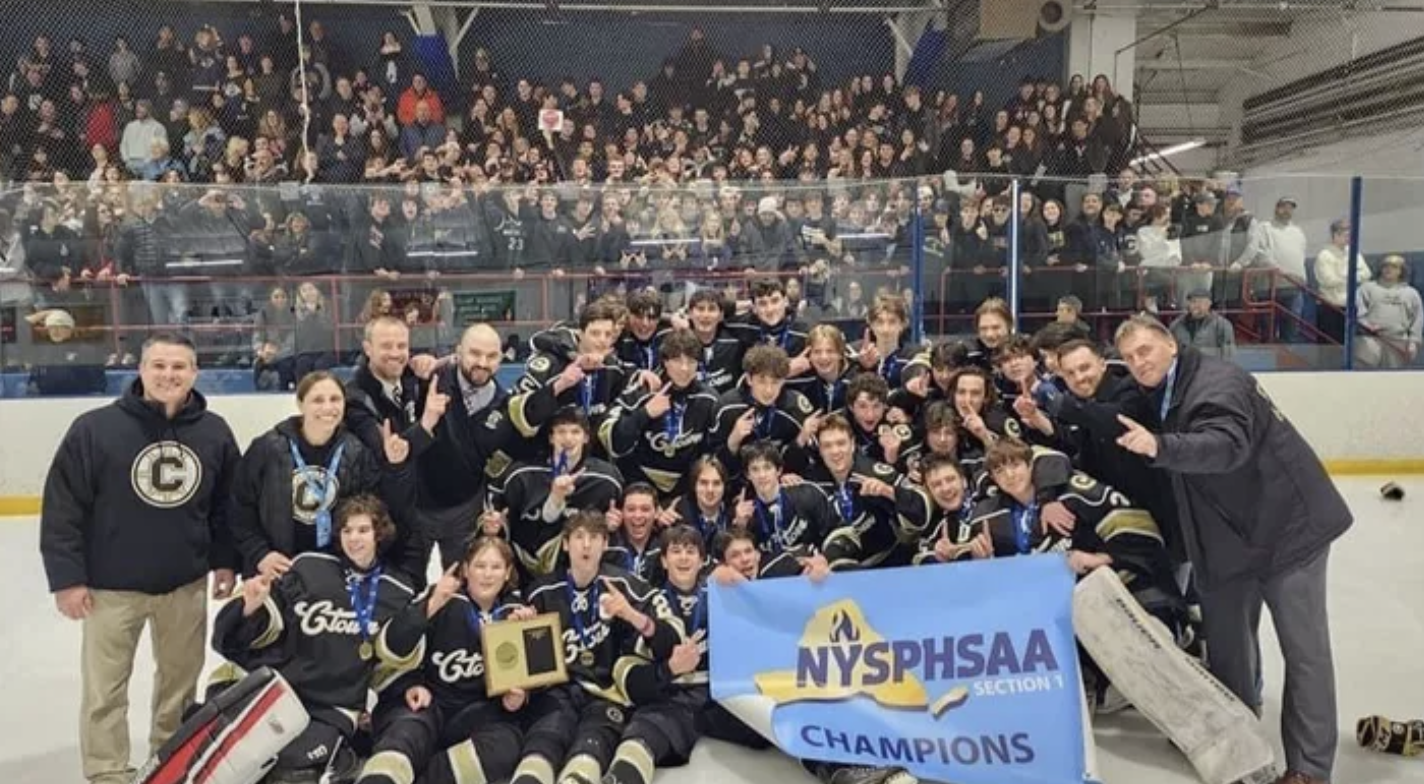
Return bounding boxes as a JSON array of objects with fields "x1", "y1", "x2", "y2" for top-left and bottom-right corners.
[{"x1": 80, "y1": 577, "x2": 208, "y2": 784}]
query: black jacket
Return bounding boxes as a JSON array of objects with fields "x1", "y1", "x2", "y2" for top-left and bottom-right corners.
[
  {"x1": 415, "y1": 366, "x2": 534, "y2": 511},
  {"x1": 343, "y1": 361, "x2": 436, "y2": 463},
  {"x1": 41, "y1": 381, "x2": 241, "y2": 594},
  {"x1": 1149, "y1": 348, "x2": 1353, "y2": 589},
  {"x1": 1050, "y1": 365, "x2": 1182, "y2": 559},
  {"x1": 229, "y1": 417, "x2": 420, "y2": 581}
]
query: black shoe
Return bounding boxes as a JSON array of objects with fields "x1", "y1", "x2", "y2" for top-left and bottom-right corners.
[{"x1": 821, "y1": 765, "x2": 897, "y2": 784}]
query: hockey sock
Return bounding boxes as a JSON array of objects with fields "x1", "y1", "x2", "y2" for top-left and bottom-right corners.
[
  {"x1": 511, "y1": 754, "x2": 556, "y2": 784},
  {"x1": 557, "y1": 752, "x2": 603, "y2": 784},
  {"x1": 424, "y1": 740, "x2": 491, "y2": 784},
  {"x1": 357, "y1": 750, "x2": 416, "y2": 784},
  {"x1": 1357, "y1": 715, "x2": 1424, "y2": 757},
  {"x1": 601, "y1": 739, "x2": 655, "y2": 784}
]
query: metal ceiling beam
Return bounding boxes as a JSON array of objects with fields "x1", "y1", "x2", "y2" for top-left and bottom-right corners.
[{"x1": 1137, "y1": 58, "x2": 1256, "y2": 69}]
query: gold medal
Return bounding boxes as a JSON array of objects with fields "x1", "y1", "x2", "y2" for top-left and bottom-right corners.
[
  {"x1": 358, "y1": 641, "x2": 374, "y2": 661},
  {"x1": 579, "y1": 649, "x2": 595, "y2": 667}
]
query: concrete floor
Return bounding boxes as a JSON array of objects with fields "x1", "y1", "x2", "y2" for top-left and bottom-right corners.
[{"x1": 3, "y1": 477, "x2": 1421, "y2": 784}]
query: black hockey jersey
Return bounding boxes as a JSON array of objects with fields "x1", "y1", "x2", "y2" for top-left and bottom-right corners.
[
  {"x1": 600, "y1": 378, "x2": 720, "y2": 499},
  {"x1": 708, "y1": 384, "x2": 816, "y2": 476},
  {"x1": 725, "y1": 313, "x2": 809, "y2": 357},
  {"x1": 491, "y1": 456, "x2": 625, "y2": 576},
  {"x1": 962, "y1": 471, "x2": 1185, "y2": 620},
  {"x1": 603, "y1": 531, "x2": 664, "y2": 585},
  {"x1": 786, "y1": 364, "x2": 853, "y2": 415},
  {"x1": 510, "y1": 351, "x2": 632, "y2": 447},
  {"x1": 410, "y1": 592, "x2": 526, "y2": 713},
  {"x1": 744, "y1": 485, "x2": 842, "y2": 559},
  {"x1": 524, "y1": 566, "x2": 680, "y2": 705},
  {"x1": 804, "y1": 456, "x2": 932, "y2": 569},
  {"x1": 693, "y1": 328, "x2": 745, "y2": 395},
  {"x1": 212, "y1": 552, "x2": 423, "y2": 729}
]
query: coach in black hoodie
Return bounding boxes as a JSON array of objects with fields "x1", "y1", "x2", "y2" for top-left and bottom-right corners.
[{"x1": 40, "y1": 332, "x2": 242, "y2": 784}]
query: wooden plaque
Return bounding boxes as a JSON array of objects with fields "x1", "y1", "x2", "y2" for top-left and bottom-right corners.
[{"x1": 481, "y1": 612, "x2": 570, "y2": 696}]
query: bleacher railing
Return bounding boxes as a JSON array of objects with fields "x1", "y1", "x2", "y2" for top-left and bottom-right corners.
[{"x1": 1, "y1": 174, "x2": 1420, "y2": 398}]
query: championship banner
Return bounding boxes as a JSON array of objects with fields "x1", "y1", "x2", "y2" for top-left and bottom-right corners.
[{"x1": 710, "y1": 557, "x2": 1087, "y2": 784}]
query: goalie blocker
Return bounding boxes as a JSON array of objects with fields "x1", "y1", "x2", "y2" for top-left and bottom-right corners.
[
  {"x1": 131, "y1": 667, "x2": 309, "y2": 784},
  {"x1": 1073, "y1": 567, "x2": 1279, "y2": 784}
]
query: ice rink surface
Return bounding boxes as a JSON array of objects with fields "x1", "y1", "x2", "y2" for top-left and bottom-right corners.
[{"x1": 2, "y1": 476, "x2": 1421, "y2": 784}]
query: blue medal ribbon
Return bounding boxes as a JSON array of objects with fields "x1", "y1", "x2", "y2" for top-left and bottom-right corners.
[
  {"x1": 554, "y1": 450, "x2": 569, "y2": 477},
  {"x1": 664, "y1": 584, "x2": 707, "y2": 636},
  {"x1": 564, "y1": 574, "x2": 601, "y2": 650},
  {"x1": 664, "y1": 398, "x2": 686, "y2": 440},
  {"x1": 643, "y1": 343, "x2": 656, "y2": 370},
  {"x1": 760, "y1": 322, "x2": 791, "y2": 350},
  {"x1": 879, "y1": 352, "x2": 902, "y2": 385},
  {"x1": 349, "y1": 565, "x2": 383, "y2": 646},
  {"x1": 754, "y1": 491, "x2": 788, "y2": 549},
  {"x1": 754, "y1": 406, "x2": 773, "y2": 440},
  {"x1": 1012, "y1": 502, "x2": 1039, "y2": 555},
  {"x1": 465, "y1": 601, "x2": 509, "y2": 636},
  {"x1": 290, "y1": 438, "x2": 346, "y2": 548},
  {"x1": 824, "y1": 378, "x2": 843, "y2": 413},
  {"x1": 1158, "y1": 359, "x2": 1179, "y2": 424},
  {"x1": 579, "y1": 371, "x2": 596, "y2": 414},
  {"x1": 835, "y1": 483, "x2": 855, "y2": 522},
  {"x1": 699, "y1": 345, "x2": 712, "y2": 382}
]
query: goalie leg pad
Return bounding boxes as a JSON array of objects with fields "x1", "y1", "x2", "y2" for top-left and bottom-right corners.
[
  {"x1": 131, "y1": 667, "x2": 310, "y2": 784},
  {"x1": 1074, "y1": 568, "x2": 1279, "y2": 784}
]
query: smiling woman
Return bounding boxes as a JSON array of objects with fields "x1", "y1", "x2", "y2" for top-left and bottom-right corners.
[{"x1": 226, "y1": 369, "x2": 425, "y2": 585}]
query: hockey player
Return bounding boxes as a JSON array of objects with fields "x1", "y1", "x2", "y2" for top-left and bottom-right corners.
[
  {"x1": 911, "y1": 453, "x2": 982, "y2": 565},
  {"x1": 492, "y1": 408, "x2": 624, "y2": 577},
  {"x1": 615, "y1": 291, "x2": 671, "y2": 374},
  {"x1": 966, "y1": 439, "x2": 1187, "y2": 628},
  {"x1": 601, "y1": 329, "x2": 721, "y2": 500},
  {"x1": 603, "y1": 484, "x2": 666, "y2": 584},
  {"x1": 740, "y1": 441, "x2": 841, "y2": 569},
  {"x1": 803, "y1": 414, "x2": 932, "y2": 569},
  {"x1": 663, "y1": 456, "x2": 755, "y2": 551},
  {"x1": 365, "y1": 537, "x2": 534, "y2": 784},
  {"x1": 230, "y1": 371, "x2": 421, "y2": 582},
  {"x1": 888, "y1": 339, "x2": 970, "y2": 426},
  {"x1": 725, "y1": 279, "x2": 811, "y2": 368},
  {"x1": 211, "y1": 495, "x2": 426, "y2": 782},
  {"x1": 843, "y1": 373, "x2": 916, "y2": 468},
  {"x1": 602, "y1": 526, "x2": 774, "y2": 784},
  {"x1": 709, "y1": 344, "x2": 818, "y2": 480},
  {"x1": 947, "y1": 366, "x2": 1024, "y2": 474},
  {"x1": 510, "y1": 300, "x2": 632, "y2": 447},
  {"x1": 684, "y1": 288, "x2": 745, "y2": 395},
  {"x1": 899, "y1": 401, "x2": 961, "y2": 485},
  {"x1": 852, "y1": 294, "x2": 919, "y2": 389},
  {"x1": 514, "y1": 511, "x2": 679, "y2": 784},
  {"x1": 788, "y1": 324, "x2": 855, "y2": 415}
]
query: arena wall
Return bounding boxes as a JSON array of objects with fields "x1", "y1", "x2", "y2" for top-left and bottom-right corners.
[{"x1": 1, "y1": 370, "x2": 1421, "y2": 515}]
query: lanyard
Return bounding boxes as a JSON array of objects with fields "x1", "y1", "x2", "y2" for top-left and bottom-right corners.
[
  {"x1": 835, "y1": 482, "x2": 855, "y2": 522},
  {"x1": 664, "y1": 398, "x2": 686, "y2": 440},
  {"x1": 824, "y1": 378, "x2": 844, "y2": 413},
  {"x1": 554, "y1": 450, "x2": 570, "y2": 477},
  {"x1": 754, "y1": 405, "x2": 773, "y2": 439},
  {"x1": 760, "y1": 321, "x2": 791, "y2": 350},
  {"x1": 579, "y1": 370, "x2": 598, "y2": 414},
  {"x1": 879, "y1": 353, "x2": 901, "y2": 384},
  {"x1": 693, "y1": 505, "x2": 725, "y2": 540},
  {"x1": 665, "y1": 584, "x2": 706, "y2": 636},
  {"x1": 642, "y1": 343, "x2": 656, "y2": 370},
  {"x1": 1158, "y1": 359, "x2": 1179, "y2": 424},
  {"x1": 348, "y1": 565, "x2": 383, "y2": 643},
  {"x1": 464, "y1": 601, "x2": 509, "y2": 636},
  {"x1": 754, "y1": 491, "x2": 788, "y2": 549},
  {"x1": 564, "y1": 575, "x2": 601, "y2": 649},
  {"x1": 1012, "y1": 502, "x2": 1038, "y2": 555},
  {"x1": 699, "y1": 345, "x2": 713, "y2": 381},
  {"x1": 624, "y1": 543, "x2": 648, "y2": 576},
  {"x1": 289, "y1": 438, "x2": 346, "y2": 548}
]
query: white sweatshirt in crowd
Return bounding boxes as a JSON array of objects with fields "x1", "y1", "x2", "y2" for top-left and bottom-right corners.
[
  {"x1": 1136, "y1": 225, "x2": 1180, "y2": 268},
  {"x1": 1357, "y1": 280, "x2": 1422, "y2": 345},
  {"x1": 1314, "y1": 245, "x2": 1371, "y2": 307}
]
